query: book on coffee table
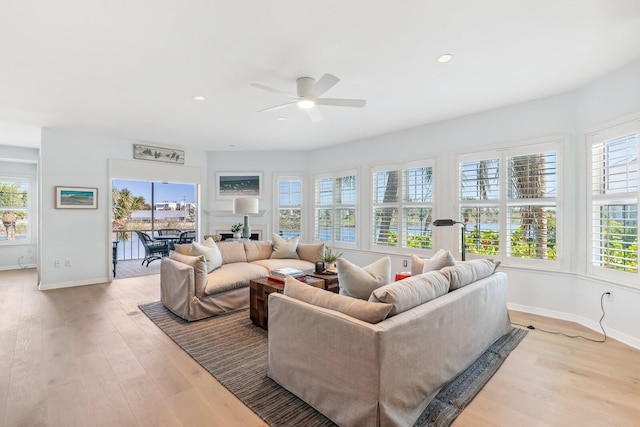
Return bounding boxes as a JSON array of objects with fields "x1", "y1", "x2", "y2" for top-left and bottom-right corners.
[{"x1": 270, "y1": 267, "x2": 305, "y2": 278}]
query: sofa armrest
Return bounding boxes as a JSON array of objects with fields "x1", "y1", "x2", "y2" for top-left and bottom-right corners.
[
  {"x1": 160, "y1": 257, "x2": 196, "y2": 319},
  {"x1": 268, "y1": 293, "x2": 383, "y2": 427}
]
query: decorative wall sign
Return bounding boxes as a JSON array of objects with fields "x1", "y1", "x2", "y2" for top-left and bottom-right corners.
[
  {"x1": 216, "y1": 172, "x2": 262, "y2": 199},
  {"x1": 55, "y1": 186, "x2": 98, "y2": 209},
  {"x1": 133, "y1": 144, "x2": 185, "y2": 164}
]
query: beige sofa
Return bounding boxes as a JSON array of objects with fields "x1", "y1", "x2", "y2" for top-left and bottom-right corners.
[
  {"x1": 160, "y1": 240, "x2": 320, "y2": 321},
  {"x1": 267, "y1": 262, "x2": 510, "y2": 427}
]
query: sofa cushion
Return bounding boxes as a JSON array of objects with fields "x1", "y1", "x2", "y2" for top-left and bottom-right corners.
[
  {"x1": 411, "y1": 249, "x2": 443, "y2": 276},
  {"x1": 173, "y1": 243, "x2": 192, "y2": 256},
  {"x1": 169, "y1": 251, "x2": 208, "y2": 298},
  {"x1": 270, "y1": 233, "x2": 300, "y2": 259},
  {"x1": 244, "y1": 240, "x2": 273, "y2": 262},
  {"x1": 216, "y1": 241, "x2": 247, "y2": 264},
  {"x1": 251, "y1": 258, "x2": 315, "y2": 272},
  {"x1": 191, "y1": 241, "x2": 223, "y2": 273},
  {"x1": 338, "y1": 256, "x2": 391, "y2": 300},
  {"x1": 297, "y1": 242, "x2": 325, "y2": 263},
  {"x1": 284, "y1": 276, "x2": 392, "y2": 323},
  {"x1": 440, "y1": 259, "x2": 498, "y2": 291},
  {"x1": 421, "y1": 250, "x2": 456, "y2": 273},
  {"x1": 203, "y1": 262, "x2": 268, "y2": 296},
  {"x1": 369, "y1": 271, "x2": 450, "y2": 316}
]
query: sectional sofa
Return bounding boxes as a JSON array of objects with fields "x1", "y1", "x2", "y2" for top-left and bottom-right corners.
[
  {"x1": 160, "y1": 238, "x2": 322, "y2": 321},
  {"x1": 267, "y1": 259, "x2": 510, "y2": 426}
]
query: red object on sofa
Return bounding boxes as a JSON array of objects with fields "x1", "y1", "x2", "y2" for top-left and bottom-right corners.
[{"x1": 394, "y1": 272, "x2": 411, "y2": 281}]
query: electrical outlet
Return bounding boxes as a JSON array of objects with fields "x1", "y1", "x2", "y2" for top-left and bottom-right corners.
[
  {"x1": 65, "y1": 259, "x2": 71, "y2": 267},
  {"x1": 54, "y1": 259, "x2": 61, "y2": 268},
  {"x1": 403, "y1": 259, "x2": 408, "y2": 267},
  {"x1": 606, "y1": 291, "x2": 613, "y2": 302}
]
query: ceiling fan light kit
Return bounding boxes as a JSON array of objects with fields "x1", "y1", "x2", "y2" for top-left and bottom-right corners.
[{"x1": 251, "y1": 73, "x2": 366, "y2": 122}]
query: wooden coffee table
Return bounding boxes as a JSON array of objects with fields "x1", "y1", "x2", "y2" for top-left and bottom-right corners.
[
  {"x1": 249, "y1": 276, "x2": 324, "y2": 329},
  {"x1": 303, "y1": 270, "x2": 339, "y2": 293}
]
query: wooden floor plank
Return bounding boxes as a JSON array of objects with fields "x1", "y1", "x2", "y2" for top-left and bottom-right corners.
[{"x1": 0, "y1": 268, "x2": 638, "y2": 427}]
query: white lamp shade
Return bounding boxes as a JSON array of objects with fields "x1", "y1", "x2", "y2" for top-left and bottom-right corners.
[{"x1": 233, "y1": 197, "x2": 259, "y2": 214}]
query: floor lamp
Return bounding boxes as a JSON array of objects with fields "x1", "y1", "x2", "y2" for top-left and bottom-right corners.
[
  {"x1": 233, "y1": 198, "x2": 259, "y2": 239},
  {"x1": 432, "y1": 219, "x2": 467, "y2": 261}
]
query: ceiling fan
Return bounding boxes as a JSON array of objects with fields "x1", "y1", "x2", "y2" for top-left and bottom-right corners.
[{"x1": 251, "y1": 73, "x2": 366, "y2": 122}]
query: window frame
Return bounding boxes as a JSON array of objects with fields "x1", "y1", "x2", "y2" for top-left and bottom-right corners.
[
  {"x1": 313, "y1": 169, "x2": 358, "y2": 249},
  {"x1": 274, "y1": 174, "x2": 303, "y2": 239},
  {"x1": 0, "y1": 174, "x2": 33, "y2": 246},
  {"x1": 586, "y1": 116, "x2": 640, "y2": 285},
  {"x1": 456, "y1": 138, "x2": 563, "y2": 269},
  {"x1": 370, "y1": 159, "x2": 435, "y2": 253}
]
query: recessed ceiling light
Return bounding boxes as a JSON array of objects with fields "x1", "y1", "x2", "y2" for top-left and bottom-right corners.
[
  {"x1": 276, "y1": 117, "x2": 286, "y2": 121},
  {"x1": 436, "y1": 54, "x2": 453, "y2": 63},
  {"x1": 193, "y1": 95, "x2": 206, "y2": 101}
]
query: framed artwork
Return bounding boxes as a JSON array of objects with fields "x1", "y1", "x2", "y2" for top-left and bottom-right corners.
[
  {"x1": 133, "y1": 143, "x2": 185, "y2": 164},
  {"x1": 55, "y1": 186, "x2": 98, "y2": 209},
  {"x1": 216, "y1": 172, "x2": 262, "y2": 199}
]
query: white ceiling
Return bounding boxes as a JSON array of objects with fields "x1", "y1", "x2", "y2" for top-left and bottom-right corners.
[{"x1": 1, "y1": 1, "x2": 639, "y2": 152}]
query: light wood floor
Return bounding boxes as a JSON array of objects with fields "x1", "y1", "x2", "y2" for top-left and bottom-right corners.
[{"x1": 0, "y1": 269, "x2": 638, "y2": 427}]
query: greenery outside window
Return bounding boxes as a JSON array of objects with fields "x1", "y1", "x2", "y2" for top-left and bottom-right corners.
[
  {"x1": 314, "y1": 171, "x2": 357, "y2": 245},
  {"x1": 371, "y1": 161, "x2": 434, "y2": 250},
  {"x1": 458, "y1": 141, "x2": 560, "y2": 264},
  {"x1": 0, "y1": 178, "x2": 29, "y2": 244},
  {"x1": 589, "y1": 120, "x2": 639, "y2": 279},
  {"x1": 276, "y1": 176, "x2": 302, "y2": 238}
]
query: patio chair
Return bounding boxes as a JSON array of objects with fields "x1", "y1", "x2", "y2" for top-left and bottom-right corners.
[
  {"x1": 177, "y1": 230, "x2": 196, "y2": 244},
  {"x1": 135, "y1": 231, "x2": 169, "y2": 267},
  {"x1": 157, "y1": 228, "x2": 181, "y2": 236}
]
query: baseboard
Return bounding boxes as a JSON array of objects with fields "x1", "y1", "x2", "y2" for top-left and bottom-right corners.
[
  {"x1": 508, "y1": 302, "x2": 640, "y2": 350},
  {"x1": 0, "y1": 264, "x2": 36, "y2": 271},
  {"x1": 38, "y1": 276, "x2": 109, "y2": 290}
]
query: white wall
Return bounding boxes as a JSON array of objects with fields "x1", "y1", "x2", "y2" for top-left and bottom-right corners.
[
  {"x1": 32, "y1": 58, "x2": 640, "y2": 348},
  {"x1": 0, "y1": 145, "x2": 38, "y2": 270},
  {"x1": 302, "y1": 59, "x2": 640, "y2": 349},
  {"x1": 206, "y1": 150, "x2": 309, "y2": 240},
  {"x1": 39, "y1": 129, "x2": 207, "y2": 289}
]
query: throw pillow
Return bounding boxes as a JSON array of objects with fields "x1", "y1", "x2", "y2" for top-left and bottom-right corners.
[
  {"x1": 297, "y1": 242, "x2": 325, "y2": 263},
  {"x1": 169, "y1": 251, "x2": 208, "y2": 297},
  {"x1": 369, "y1": 271, "x2": 450, "y2": 316},
  {"x1": 411, "y1": 249, "x2": 446, "y2": 276},
  {"x1": 337, "y1": 256, "x2": 391, "y2": 300},
  {"x1": 173, "y1": 243, "x2": 192, "y2": 256},
  {"x1": 284, "y1": 276, "x2": 392, "y2": 323},
  {"x1": 191, "y1": 241, "x2": 223, "y2": 273},
  {"x1": 421, "y1": 250, "x2": 456, "y2": 273},
  {"x1": 440, "y1": 259, "x2": 498, "y2": 291},
  {"x1": 270, "y1": 233, "x2": 300, "y2": 259}
]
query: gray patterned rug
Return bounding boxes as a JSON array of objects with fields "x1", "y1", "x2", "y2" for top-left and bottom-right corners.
[{"x1": 139, "y1": 301, "x2": 527, "y2": 427}]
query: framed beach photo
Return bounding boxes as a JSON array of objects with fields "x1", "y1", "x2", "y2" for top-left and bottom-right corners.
[
  {"x1": 55, "y1": 186, "x2": 98, "y2": 209},
  {"x1": 216, "y1": 172, "x2": 262, "y2": 199}
]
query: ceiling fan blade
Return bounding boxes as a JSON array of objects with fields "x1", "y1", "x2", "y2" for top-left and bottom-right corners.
[
  {"x1": 316, "y1": 98, "x2": 367, "y2": 108},
  {"x1": 257, "y1": 101, "x2": 297, "y2": 113},
  {"x1": 306, "y1": 107, "x2": 324, "y2": 122},
  {"x1": 251, "y1": 83, "x2": 297, "y2": 99},
  {"x1": 308, "y1": 73, "x2": 339, "y2": 98}
]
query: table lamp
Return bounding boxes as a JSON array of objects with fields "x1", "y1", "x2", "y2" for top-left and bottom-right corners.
[{"x1": 233, "y1": 198, "x2": 259, "y2": 239}]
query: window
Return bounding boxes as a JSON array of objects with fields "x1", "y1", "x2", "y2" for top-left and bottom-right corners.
[
  {"x1": 276, "y1": 176, "x2": 302, "y2": 238},
  {"x1": 589, "y1": 119, "x2": 639, "y2": 278},
  {"x1": 458, "y1": 141, "x2": 560, "y2": 263},
  {"x1": 371, "y1": 162, "x2": 434, "y2": 250},
  {"x1": 0, "y1": 178, "x2": 29, "y2": 244},
  {"x1": 314, "y1": 171, "x2": 357, "y2": 245}
]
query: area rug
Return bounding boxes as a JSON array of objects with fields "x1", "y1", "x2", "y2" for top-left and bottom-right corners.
[{"x1": 139, "y1": 302, "x2": 527, "y2": 427}]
